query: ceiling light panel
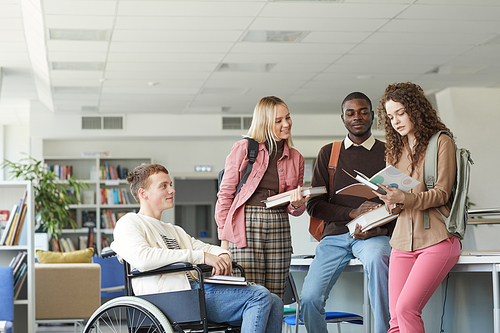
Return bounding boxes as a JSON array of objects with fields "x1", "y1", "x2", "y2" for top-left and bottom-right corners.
[
  {"x1": 216, "y1": 63, "x2": 276, "y2": 73},
  {"x1": 243, "y1": 31, "x2": 309, "y2": 43},
  {"x1": 52, "y1": 62, "x2": 105, "y2": 71},
  {"x1": 49, "y1": 29, "x2": 110, "y2": 41}
]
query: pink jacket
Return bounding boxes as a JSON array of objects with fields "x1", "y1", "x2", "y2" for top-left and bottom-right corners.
[{"x1": 215, "y1": 138, "x2": 305, "y2": 248}]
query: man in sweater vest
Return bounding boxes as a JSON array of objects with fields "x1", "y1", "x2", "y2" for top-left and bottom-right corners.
[{"x1": 300, "y1": 92, "x2": 393, "y2": 333}]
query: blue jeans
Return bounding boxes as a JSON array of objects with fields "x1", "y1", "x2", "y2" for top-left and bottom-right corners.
[
  {"x1": 300, "y1": 233, "x2": 391, "y2": 333},
  {"x1": 204, "y1": 283, "x2": 283, "y2": 333}
]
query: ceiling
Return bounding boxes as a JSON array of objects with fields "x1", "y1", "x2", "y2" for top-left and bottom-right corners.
[{"x1": 1, "y1": 0, "x2": 500, "y2": 125}]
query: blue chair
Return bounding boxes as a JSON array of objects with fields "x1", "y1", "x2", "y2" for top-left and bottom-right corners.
[
  {"x1": 92, "y1": 255, "x2": 125, "y2": 299},
  {"x1": 283, "y1": 272, "x2": 363, "y2": 333},
  {"x1": 0, "y1": 266, "x2": 14, "y2": 333}
]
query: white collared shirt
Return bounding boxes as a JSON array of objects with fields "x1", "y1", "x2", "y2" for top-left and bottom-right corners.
[{"x1": 344, "y1": 134, "x2": 376, "y2": 150}]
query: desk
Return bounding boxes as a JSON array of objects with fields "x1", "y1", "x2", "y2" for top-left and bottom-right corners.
[{"x1": 290, "y1": 255, "x2": 500, "y2": 333}]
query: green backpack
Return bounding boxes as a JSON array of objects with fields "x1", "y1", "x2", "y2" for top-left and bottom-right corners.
[{"x1": 423, "y1": 131, "x2": 473, "y2": 240}]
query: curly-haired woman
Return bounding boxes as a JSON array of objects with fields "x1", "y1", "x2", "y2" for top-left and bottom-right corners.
[{"x1": 375, "y1": 82, "x2": 460, "y2": 333}]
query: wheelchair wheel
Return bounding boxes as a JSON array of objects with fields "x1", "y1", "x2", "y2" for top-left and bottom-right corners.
[{"x1": 83, "y1": 296, "x2": 174, "y2": 333}]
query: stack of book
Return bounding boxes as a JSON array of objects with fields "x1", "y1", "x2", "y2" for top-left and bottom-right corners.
[
  {"x1": 0, "y1": 190, "x2": 28, "y2": 246},
  {"x1": 9, "y1": 251, "x2": 28, "y2": 299}
]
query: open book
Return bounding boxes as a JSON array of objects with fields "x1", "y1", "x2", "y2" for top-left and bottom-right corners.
[
  {"x1": 337, "y1": 166, "x2": 420, "y2": 199},
  {"x1": 346, "y1": 206, "x2": 399, "y2": 236},
  {"x1": 263, "y1": 186, "x2": 326, "y2": 208},
  {"x1": 204, "y1": 275, "x2": 248, "y2": 286}
]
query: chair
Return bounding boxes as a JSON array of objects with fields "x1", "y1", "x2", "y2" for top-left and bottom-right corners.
[
  {"x1": 35, "y1": 263, "x2": 101, "y2": 332},
  {"x1": 84, "y1": 247, "x2": 242, "y2": 333},
  {"x1": 283, "y1": 272, "x2": 363, "y2": 333},
  {"x1": 92, "y1": 255, "x2": 125, "y2": 299},
  {"x1": 0, "y1": 266, "x2": 14, "y2": 333}
]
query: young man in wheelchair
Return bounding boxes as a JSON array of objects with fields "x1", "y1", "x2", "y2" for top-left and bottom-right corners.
[{"x1": 111, "y1": 163, "x2": 283, "y2": 333}]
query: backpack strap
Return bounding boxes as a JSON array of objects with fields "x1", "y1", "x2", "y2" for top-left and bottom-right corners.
[
  {"x1": 327, "y1": 141, "x2": 342, "y2": 194},
  {"x1": 235, "y1": 137, "x2": 259, "y2": 195},
  {"x1": 308, "y1": 141, "x2": 342, "y2": 242},
  {"x1": 423, "y1": 130, "x2": 451, "y2": 228}
]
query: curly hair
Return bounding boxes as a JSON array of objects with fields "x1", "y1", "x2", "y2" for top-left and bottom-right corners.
[{"x1": 377, "y1": 82, "x2": 453, "y2": 175}]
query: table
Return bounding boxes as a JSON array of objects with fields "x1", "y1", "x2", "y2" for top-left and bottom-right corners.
[{"x1": 290, "y1": 254, "x2": 500, "y2": 333}]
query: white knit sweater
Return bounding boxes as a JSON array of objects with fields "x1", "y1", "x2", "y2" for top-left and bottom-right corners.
[{"x1": 111, "y1": 213, "x2": 230, "y2": 295}]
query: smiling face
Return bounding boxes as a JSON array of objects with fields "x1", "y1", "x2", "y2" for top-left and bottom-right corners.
[
  {"x1": 385, "y1": 100, "x2": 415, "y2": 140},
  {"x1": 140, "y1": 172, "x2": 175, "y2": 212},
  {"x1": 274, "y1": 104, "x2": 292, "y2": 141},
  {"x1": 341, "y1": 98, "x2": 373, "y2": 143}
]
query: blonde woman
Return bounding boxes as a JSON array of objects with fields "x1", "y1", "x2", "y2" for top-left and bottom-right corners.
[{"x1": 216, "y1": 96, "x2": 308, "y2": 298}]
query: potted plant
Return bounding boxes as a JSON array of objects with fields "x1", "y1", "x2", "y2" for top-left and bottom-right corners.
[{"x1": 1, "y1": 155, "x2": 89, "y2": 238}]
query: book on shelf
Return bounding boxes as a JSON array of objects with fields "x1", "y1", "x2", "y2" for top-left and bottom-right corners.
[
  {"x1": 13, "y1": 262, "x2": 28, "y2": 300},
  {"x1": 0, "y1": 204, "x2": 17, "y2": 245},
  {"x1": 263, "y1": 186, "x2": 327, "y2": 208},
  {"x1": 346, "y1": 206, "x2": 399, "y2": 236},
  {"x1": 12, "y1": 204, "x2": 27, "y2": 245},
  {"x1": 5, "y1": 191, "x2": 27, "y2": 246},
  {"x1": 204, "y1": 275, "x2": 248, "y2": 286},
  {"x1": 338, "y1": 166, "x2": 420, "y2": 199}
]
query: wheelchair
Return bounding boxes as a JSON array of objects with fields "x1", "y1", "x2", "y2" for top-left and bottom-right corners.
[{"x1": 83, "y1": 247, "x2": 243, "y2": 333}]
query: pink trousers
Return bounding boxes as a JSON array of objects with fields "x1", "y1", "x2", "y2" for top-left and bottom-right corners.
[{"x1": 388, "y1": 237, "x2": 461, "y2": 333}]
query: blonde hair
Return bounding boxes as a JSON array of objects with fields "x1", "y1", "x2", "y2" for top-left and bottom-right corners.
[{"x1": 246, "y1": 96, "x2": 294, "y2": 155}]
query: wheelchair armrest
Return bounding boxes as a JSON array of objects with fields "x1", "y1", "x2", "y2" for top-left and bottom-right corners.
[
  {"x1": 101, "y1": 247, "x2": 116, "y2": 258},
  {"x1": 130, "y1": 262, "x2": 198, "y2": 277},
  {"x1": 129, "y1": 261, "x2": 245, "y2": 278}
]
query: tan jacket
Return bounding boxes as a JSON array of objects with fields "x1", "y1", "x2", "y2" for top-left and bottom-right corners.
[{"x1": 390, "y1": 134, "x2": 456, "y2": 251}]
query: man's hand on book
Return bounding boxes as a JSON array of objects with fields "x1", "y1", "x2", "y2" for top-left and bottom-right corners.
[
  {"x1": 353, "y1": 225, "x2": 388, "y2": 240},
  {"x1": 349, "y1": 201, "x2": 381, "y2": 219},
  {"x1": 374, "y1": 184, "x2": 405, "y2": 206},
  {"x1": 204, "y1": 253, "x2": 232, "y2": 276}
]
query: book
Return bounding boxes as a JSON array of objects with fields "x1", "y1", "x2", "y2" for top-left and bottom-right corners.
[
  {"x1": 12, "y1": 204, "x2": 27, "y2": 245},
  {"x1": 0, "y1": 204, "x2": 17, "y2": 245},
  {"x1": 204, "y1": 275, "x2": 248, "y2": 286},
  {"x1": 263, "y1": 186, "x2": 327, "y2": 208},
  {"x1": 337, "y1": 166, "x2": 420, "y2": 198},
  {"x1": 346, "y1": 206, "x2": 399, "y2": 236},
  {"x1": 14, "y1": 263, "x2": 28, "y2": 300}
]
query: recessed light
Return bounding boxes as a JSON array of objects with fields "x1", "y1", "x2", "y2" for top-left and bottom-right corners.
[
  {"x1": 148, "y1": 82, "x2": 160, "y2": 86},
  {"x1": 49, "y1": 29, "x2": 110, "y2": 41},
  {"x1": 216, "y1": 63, "x2": 276, "y2": 73},
  {"x1": 51, "y1": 62, "x2": 105, "y2": 71},
  {"x1": 243, "y1": 31, "x2": 309, "y2": 43}
]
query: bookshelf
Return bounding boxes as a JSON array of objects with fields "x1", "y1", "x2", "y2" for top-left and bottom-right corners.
[
  {"x1": 0, "y1": 181, "x2": 34, "y2": 333},
  {"x1": 43, "y1": 157, "x2": 152, "y2": 254}
]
